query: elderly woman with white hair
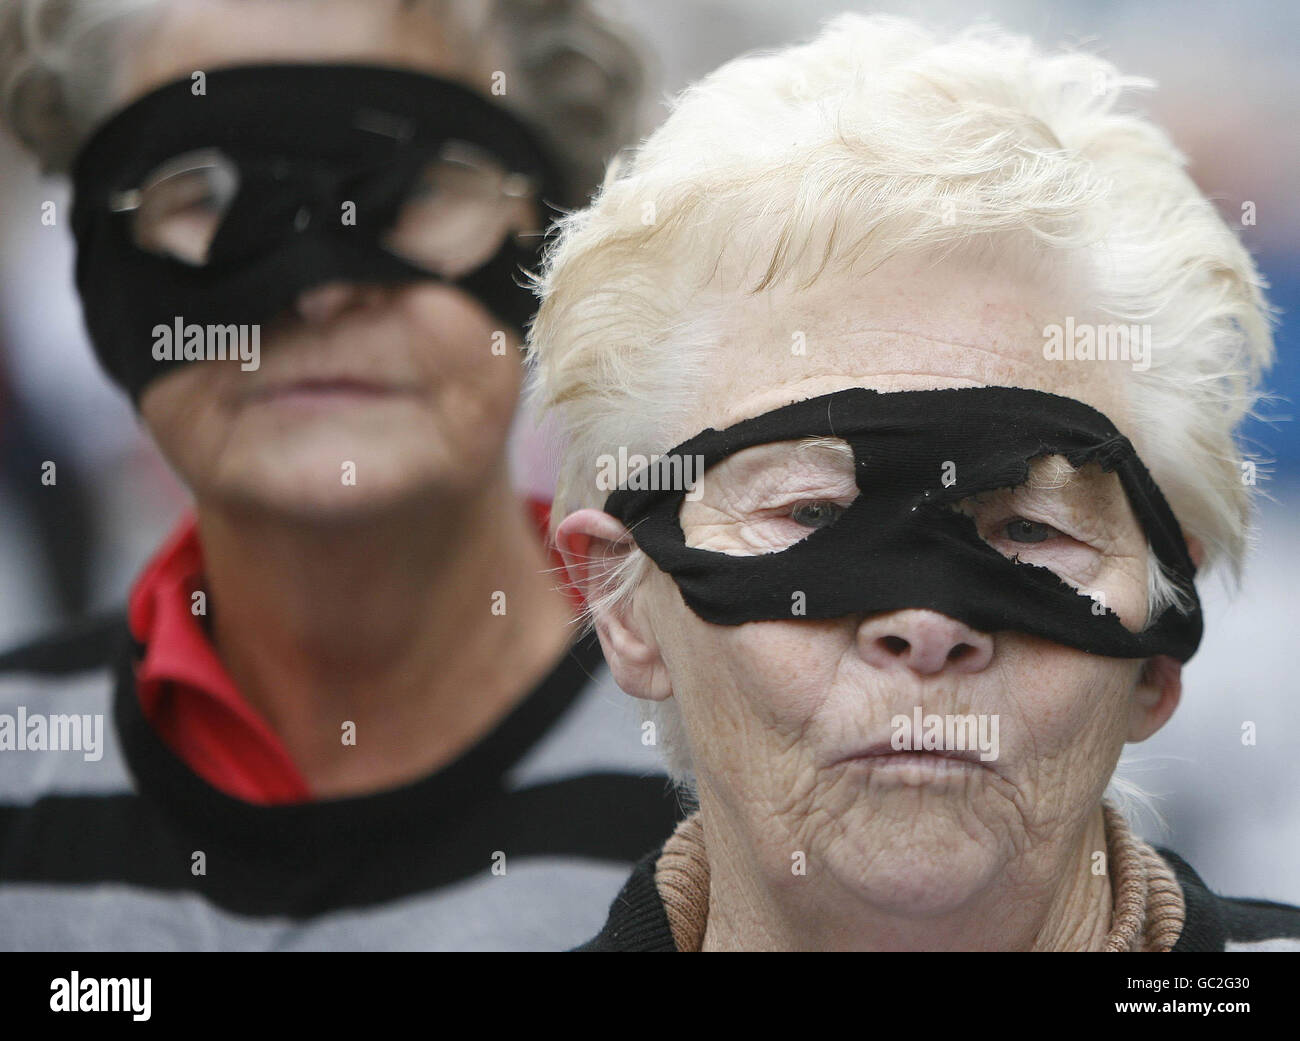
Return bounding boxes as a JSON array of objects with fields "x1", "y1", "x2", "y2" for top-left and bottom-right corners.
[{"x1": 529, "y1": 13, "x2": 1300, "y2": 951}]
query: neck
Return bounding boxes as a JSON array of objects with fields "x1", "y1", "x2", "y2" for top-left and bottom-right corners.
[
  {"x1": 194, "y1": 469, "x2": 574, "y2": 798},
  {"x1": 700, "y1": 800, "x2": 1113, "y2": 951}
]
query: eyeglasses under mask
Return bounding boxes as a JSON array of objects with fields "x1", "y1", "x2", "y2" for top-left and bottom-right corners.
[{"x1": 70, "y1": 63, "x2": 563, "y2": 400}]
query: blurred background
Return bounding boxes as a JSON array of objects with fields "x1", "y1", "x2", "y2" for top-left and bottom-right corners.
[{"x1": 1, "y1": 0, "x2": 1296, "y2": 902}]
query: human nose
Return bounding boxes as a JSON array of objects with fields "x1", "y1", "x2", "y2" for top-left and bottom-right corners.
[
  {"x1": 294, "y1": 281, "x2": 371, "y2": 325},
  {"x1": 856, "y1": 609, "x2": 994, "y2": 675}
]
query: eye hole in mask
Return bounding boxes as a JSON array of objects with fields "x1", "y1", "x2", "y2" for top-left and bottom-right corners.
[
  {"x1": 679, "y1": 437, "x2": 860, "y2": 556},
  {"x1": 947, "y1": 456, "x2": 1147, "y2": 628},
  {"x1": 110, "y1": 148, "x2": 241, "y2": 265},
  {"x1": 108, "y1": 139, "x2": 540, "y2": 275},
  {"x1": 676, "y1": 439, "x2": 1147, "y2": 631},
  {"x1": 71, "y1": 64, "x2": 567, "y2": 401},
  {"x1": 382, "y1": 141, "x2": 539, "y2": 278}
]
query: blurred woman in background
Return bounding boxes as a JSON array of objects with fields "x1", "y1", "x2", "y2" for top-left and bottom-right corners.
[{"x1": 0, "y1": 0, "x2": 678, "y2": 951}]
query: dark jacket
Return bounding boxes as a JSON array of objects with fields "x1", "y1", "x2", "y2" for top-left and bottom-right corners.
[{"x1": 577, "y1": 842, "x2": 1300, "y2": 951}]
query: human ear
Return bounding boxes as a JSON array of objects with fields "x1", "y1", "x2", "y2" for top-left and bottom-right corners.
[
  {"x1": 1128, "y1": 654, "x2": 1182, "y2": 741},
  {"x1": 555, "y1": 509, "x2": 673, "y2": 702}
]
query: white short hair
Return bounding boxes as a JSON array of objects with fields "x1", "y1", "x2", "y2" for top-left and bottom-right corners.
[{"x1": 526, "y1": 13, "x2": 1275, "y2": 784}]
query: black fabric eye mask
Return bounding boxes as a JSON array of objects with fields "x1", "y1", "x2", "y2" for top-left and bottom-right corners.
[
  {"x1": 70, "y1": 64, "x2": 563, "y2": 401},
  {"x1": 603, "y1": 386, "x2": 1203, "y2": 662}
]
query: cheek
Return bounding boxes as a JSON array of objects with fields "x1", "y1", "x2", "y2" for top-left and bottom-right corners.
[
  {"x1": 398, "y1": 285, "x2": 525, "y2": 457},
  {"x1": 728, "y1": 620, "x2": 850, "y2": 722},
  {"x1": 662, "y1": 610, "x2": 850, "y2": 779},
  {"x1": 1000, "y1": 639, "x2": 1140, "y2": 784},
  {"x1": 138, "y1": 367, "x2": 237, "y2": 479},
  {"x1": 401, "y1": 286, "x2": 522, "y2": 392}
]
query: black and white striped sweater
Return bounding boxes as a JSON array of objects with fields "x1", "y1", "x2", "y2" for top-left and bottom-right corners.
[{"x1": 0, "y1": 615, "x2": 683, "y2": 951}]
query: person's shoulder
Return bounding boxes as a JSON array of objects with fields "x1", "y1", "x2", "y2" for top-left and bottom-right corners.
[
  {"x1": 571, "y1": 843, "x2": 677, "y2": 952},
  {"x1": 1214, "y1": 893, "x2": 1300, "y2": 951},
  {"x1": 1159, "y1": 846, "x2": 1300, "y2": 951},
  {"x1": 0, "y1": 612, "x2": 128, "y2": 677}
]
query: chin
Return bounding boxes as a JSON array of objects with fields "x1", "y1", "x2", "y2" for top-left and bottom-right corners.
[
  {"x1": 830, "y1": 833, "x2": 1002, "y2": 918},
  {"x1": 216, "y1": 449, "x2": 450, "y2": 522},
  {"x1": 818, "y1": 799, "x2": 1006, "y2": 917}
]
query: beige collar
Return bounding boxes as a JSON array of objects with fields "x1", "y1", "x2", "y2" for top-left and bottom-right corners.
[{"x1": 655, "y1": 799, "x2": 1185, "y2": 951}]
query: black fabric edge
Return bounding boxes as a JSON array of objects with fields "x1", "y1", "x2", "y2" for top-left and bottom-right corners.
[
  {"x1": 572, "y1": 843, "x2": 676, "y2": 952},
  {"x1": 1159, "y1": 847, "x2": 1300, "y2": 949},
  {"x1": 0, "y1": 612, "x2": 129, "y2": 675},
  {"x1": 1159, "y1": 847, "x2": 1227, "y2": 951},
  {"x1": 0, "y1": 773, "x2": 683, "y2": 917},
  {"x1": 112, "y1": 624, "x2": 615, "y2": 842}
]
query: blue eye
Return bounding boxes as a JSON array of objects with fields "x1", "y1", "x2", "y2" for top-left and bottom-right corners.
[
  {"x1": 791, "y1": 502, "x2": 845, "y2": 529},
  {"x1": 1005, "y1": 518, "x2": 1057, "y2": 543}
]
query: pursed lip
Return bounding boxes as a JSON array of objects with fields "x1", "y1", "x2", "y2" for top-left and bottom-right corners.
[
  {"x1": 242, "y1": 377, "x2": 410, "y2": 403},
  {"x1": 832, "y1": 741, "x2": 995, "y2": 771}
]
